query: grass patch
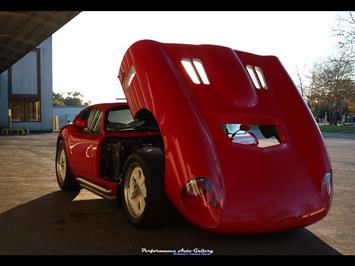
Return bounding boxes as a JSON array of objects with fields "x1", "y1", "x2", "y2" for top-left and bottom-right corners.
[{"x1": 319, "y1": 124, "x2": 355, "y2": 134}]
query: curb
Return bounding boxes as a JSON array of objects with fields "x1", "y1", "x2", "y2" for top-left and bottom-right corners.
[{"x1": 322, "y1": 132, "x2": 355, "y2": 139}]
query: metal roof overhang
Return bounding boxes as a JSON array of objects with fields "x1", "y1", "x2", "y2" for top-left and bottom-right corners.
[{"x1": 0, "y1": 11, "x2": 80, "y2": 73}]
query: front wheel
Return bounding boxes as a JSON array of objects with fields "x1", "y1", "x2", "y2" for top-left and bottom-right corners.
[
  {"x1": 121, "y1": 147, "x2": 174, "y2": 228},
  {"x1": 55, "y1": 139, "x2": 80, "y2": 191}
]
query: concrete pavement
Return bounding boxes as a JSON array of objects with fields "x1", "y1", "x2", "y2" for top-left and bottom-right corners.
[{"x1": 0, "y1": 133, "x2": 353, "y2": 255}]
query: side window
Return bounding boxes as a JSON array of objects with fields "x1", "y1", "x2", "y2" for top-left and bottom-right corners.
[
  {"x1": 106, "y1": 108, "x2": 134, "y2": 131},
  {"x1": 82, "y1": 109, "x2": 103, "y2": 134},
  {"x1": 88, "y1": 109, "x2": 103, "y2": 134},
  {"x1": 76, "y1": 108, "x2": 90, "y2": 121}
]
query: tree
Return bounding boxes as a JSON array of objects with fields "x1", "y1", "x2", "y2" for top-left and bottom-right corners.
[
  {"x1": 304, "y1": 12, "x2": 355, "y2": 125},
  {"x1": 53, "y1": 91, "x2": 91, "y2": 107},
  {"x1": 334, "y1": 12, "x2": 355, "y2": 61},
  {"x1": 63, "y1": 91, "x2": 89, "y2": 106},
  {"x1": 296, "y1": 65, "x2": 308, "y2": 98},
  {"x1": 53, "y1": 92, "x2": 65, "y2": 106},
  {"x1": 349, "y1": 101, "x2": 355, "y2": 116},
  {"x1": 306, "y1": 54, "x2": 355, "y2": 125}
]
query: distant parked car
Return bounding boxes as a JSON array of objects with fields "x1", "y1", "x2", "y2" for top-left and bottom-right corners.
[{"x1": 56, "y1": 40, "x2": 332, "y2": 234}]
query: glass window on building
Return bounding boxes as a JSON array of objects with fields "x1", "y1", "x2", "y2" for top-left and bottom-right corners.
[{"x1": 9, "y1": 98, "x2": 41, "y2": 122}]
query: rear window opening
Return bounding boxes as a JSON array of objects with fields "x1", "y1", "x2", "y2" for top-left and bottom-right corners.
[{"x1": 222, "y1": 123, "x2": 282, "y2": 148}]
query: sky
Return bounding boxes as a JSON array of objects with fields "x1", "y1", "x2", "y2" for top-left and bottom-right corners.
[{"x1": 52, "y1": 11, "x2": 345, "y2": 104}]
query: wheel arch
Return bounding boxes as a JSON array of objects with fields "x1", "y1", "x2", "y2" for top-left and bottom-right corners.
[
  {"x1": 56, "y1": 134, "x2": 75, "y2": 176},
  {"x1": 57, "y1": 135, "x2": 63, "y2": 146},
  {"x1": 134, "y1": 108, "x2": 165, "y2": 152},
  {"x1": 134, "y1": 108, "x2": 160, "y2": 131},
  {"x1": 120, "y1": 145, "x2": 174, "y2": 228}
]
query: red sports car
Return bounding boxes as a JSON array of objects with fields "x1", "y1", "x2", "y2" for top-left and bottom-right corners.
[{"x1": 56, "y1": 40, "x2": 332, "y2": 234}]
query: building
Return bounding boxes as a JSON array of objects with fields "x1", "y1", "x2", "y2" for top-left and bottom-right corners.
[
  {"x1": 0, "y1": 11, "x2": 80, "y2": 132},
  {"x1": 53, "y1": 106, "x2": 85, "y2": 129},
  {"x1": 0, "y1": 37, "x2": 52, "y2": 131}
]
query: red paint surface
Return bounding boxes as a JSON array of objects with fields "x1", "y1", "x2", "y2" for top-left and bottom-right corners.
[
  {"x1": 60, "y1": 40, "x2": 332, "y2": 234},
  {"x1": 118, "y1": 40, "x2": 332, "y2": 233}
]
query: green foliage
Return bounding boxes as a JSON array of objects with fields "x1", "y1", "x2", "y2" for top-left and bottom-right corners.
[
  {"x1": 53, "y1": 91, "x2": 91, "y2": 107},
  {"x1": 53, "y1": 92, "x2": 65, "y2": 106},
  {"x1": 319, "y1": 124, "x2": 355, "y2": 134}
]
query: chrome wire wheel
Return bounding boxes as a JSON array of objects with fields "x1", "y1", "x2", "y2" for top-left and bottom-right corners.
[
  {"x1": 124, "y1": 164, "x2": 147, "y2": 219},
  {"x1": 56, "y1": 147, "x2": 67, "y2": 184}
]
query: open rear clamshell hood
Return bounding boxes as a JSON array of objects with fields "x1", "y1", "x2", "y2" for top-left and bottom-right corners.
[{"x1": 118, "y1": 40, "x2": 332, "y2": 233}]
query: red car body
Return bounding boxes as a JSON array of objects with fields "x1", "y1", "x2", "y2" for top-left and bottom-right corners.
[
  {"x1": 59, "y1": 102, "x2": 160, "y2": 197},
  {"x1": 58, "y1": 40, "x2": 332, "y2": 234}
]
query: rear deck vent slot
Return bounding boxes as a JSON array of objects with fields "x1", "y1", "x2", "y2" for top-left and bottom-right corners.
[
  {"x1": 181, "y1": 58, "x2": 210, "y2": 85},
  {"x1": 246, "y1": 65, "x2": 267, "y2": 90},
  {"x1": 192, "y1": 59, "x2": 210, "y2": 84},
  {"x1": 124, "y1": 65, "x2": 136, "y2": 90},
  {"x1": 255, "y1": 66, "x2": 267, "y2": 89}
]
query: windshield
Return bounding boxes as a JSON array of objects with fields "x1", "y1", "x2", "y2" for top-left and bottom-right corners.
[{"x1": 106, "y1": 108, "x2": 157, "y2": 132}]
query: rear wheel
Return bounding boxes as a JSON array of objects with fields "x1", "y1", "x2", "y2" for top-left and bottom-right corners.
[
  {"x1": 56, "y1": 139, "x2": 80, "y2": 191},
  {"x1": 121, "y1": 147, "x2": 174, "y2": 228}
]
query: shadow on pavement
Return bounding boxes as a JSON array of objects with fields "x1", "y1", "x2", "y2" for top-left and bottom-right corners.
[{"x1": 0, "y1": 190, "x2": 341, "y2": 255}]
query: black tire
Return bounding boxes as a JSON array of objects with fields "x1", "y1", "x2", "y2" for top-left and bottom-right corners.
[
  {"x1": 121, "y1": 146, "x2": 174, "y2": 228},
  {"x1": 55, "y1": 139, "x2": 80, "y2": 191}
]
